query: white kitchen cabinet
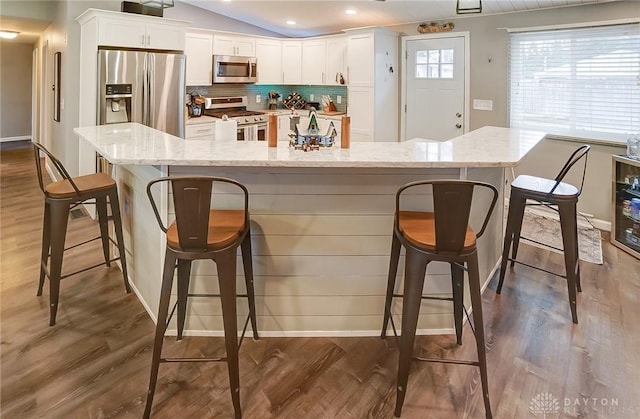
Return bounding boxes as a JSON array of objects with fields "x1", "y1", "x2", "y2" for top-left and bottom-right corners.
[
  {"x1": 345, "y1": 28, "x2": 399, "y2": 142},
  {"x1": 185, "y1": 122, "x2": 215, "y2": 140},
  {"x1": 278, "y1": 114, "x2": 293, "y2": 141},
  {"x1": 96, "y1": 16, "x2": 185, "y2": 51},
  {"x1": 256, "y1": 39, "x2": 283, "y2": 84},
  {"x1": 347, "y1": 87, "x2": 375, "y2": 141},
  {"x1": 326, "y1": 37, "x2": 347, "y2": 86},
  {"x1": 302, "y1": 39, "x2": 326, "y2": 85},
  {"x1": 213, "y1": 34, "x2": 255, "y2": 57},
  {"x1": 185, "y1": 33, "x2": 213, "y2": 86},
  {"x1": 282, "y1": 41, "x2": 302, "y2": 84},
  {"x1": 346, "y1": 32, "x2": 375, "y2": 86}
]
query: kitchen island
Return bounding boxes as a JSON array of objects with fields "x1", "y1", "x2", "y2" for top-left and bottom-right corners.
[{"x1": 73, "y1": 123, "x2": 545, "y2": 337}]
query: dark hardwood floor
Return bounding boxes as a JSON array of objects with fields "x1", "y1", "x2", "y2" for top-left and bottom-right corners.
[{"x1": 2, "y1": 141, "x2": 639, "y2": 418}]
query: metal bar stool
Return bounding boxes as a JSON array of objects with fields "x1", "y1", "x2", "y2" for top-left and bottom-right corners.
[
  {"x1": 144, "y1": 176, "x2": 258, "y2": 419},
  {"x1": 497, "y1": 145, "x2": 590, "y2": 324},
  {"x1": 382, "y1": 180, "x2": 498, "y2": 418},
  {"x1": 33, "y1": 143, "x2": 130, "y2": 326}
]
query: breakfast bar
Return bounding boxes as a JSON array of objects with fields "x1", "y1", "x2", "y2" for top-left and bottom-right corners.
[{"x1": 73, "y1": 123, "x2": 545, "y2": 337}]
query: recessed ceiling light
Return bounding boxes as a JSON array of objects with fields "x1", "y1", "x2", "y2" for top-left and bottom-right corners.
[
  {"x1": 345, "y1": 9, "x2": 357, "y2": 15},
  {"x1": 286, "y1": 20, "x2": 296, "y2": 25},
  {"x1": 222, "y1": 0, "x2": 231, "y2": 2},
  {"x1": 0, "y1": 30, "x2": 19, "y2": 39}
]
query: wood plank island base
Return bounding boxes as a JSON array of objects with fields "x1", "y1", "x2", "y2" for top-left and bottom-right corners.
[{"x1": 73, "y1": 123, "x2": 545, "y2": 337}]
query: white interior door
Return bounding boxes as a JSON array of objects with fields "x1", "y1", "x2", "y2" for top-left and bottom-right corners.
[{"x1": 404, "y1": 35, "x2": 466, "y2": 141}]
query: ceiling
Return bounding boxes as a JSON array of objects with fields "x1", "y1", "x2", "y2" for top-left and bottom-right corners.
[
  {"x1": 179, "y1": 0, "x2": 616, "y2": 37},
  {"x1": 0, "y1": 15, "x2": 50, "y2": 44}
]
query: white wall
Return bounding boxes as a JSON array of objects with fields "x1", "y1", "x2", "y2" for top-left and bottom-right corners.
[
  {"x1": 389, "y1": 1, "x2": 638, "y2": 224},
  {"x1": 0, "y1": 41, "x2": 33, "y2": 140}
]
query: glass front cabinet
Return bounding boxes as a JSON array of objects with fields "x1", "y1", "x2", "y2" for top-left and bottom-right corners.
[{"x1": 612, "y1": 155, "x2": 640, "y2": 259}]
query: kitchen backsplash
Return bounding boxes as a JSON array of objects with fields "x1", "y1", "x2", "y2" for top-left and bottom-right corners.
[{"x1": 187, "y1": 84, "x2": 348, "y2": 113}]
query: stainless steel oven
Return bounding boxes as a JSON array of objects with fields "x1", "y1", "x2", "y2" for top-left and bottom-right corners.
[
  {"x1": 237, "y1": 123, "x2": 267, "y2": 141},
  {"x1": 203, "y1": 96, "x2": 267, "y2": 140}
]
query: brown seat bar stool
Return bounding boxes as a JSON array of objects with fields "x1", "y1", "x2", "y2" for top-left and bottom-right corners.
[
  {"x1": 144, "y1": 176, "x2": 258, "y2": 419},
  {"x1": 497, "y1": 145, "x2": 590, "y2": 324},
  {"x1": 382, "y1": 180, "x2": 498, "y2": 418},
  {"x1": 33, "y1": 143, "x2": 130, "y2": 326}
]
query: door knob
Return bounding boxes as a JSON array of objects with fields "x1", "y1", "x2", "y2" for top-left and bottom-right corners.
[
  {"x1": 456, "y1": 123, "x2": 462, "y2": 129},
  {"x1": 456, "y1": 113, "x2": 462, "y2": 118}
]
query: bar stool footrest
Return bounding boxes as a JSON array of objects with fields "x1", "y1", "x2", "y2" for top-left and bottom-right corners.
[
  {"x1": 161, "y1": 356, "x2": 226, "y2": 363},
  {"x1": 414, "y1": 356, "x2": 479, "y2": 366},
  {"x1": 507, "y1": 258, "x2": 567, "y2": 279}
]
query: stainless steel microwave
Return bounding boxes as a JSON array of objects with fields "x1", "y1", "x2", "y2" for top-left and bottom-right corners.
[{"x1": 212, "y1": 55, "x2": 257, "y2": 83}]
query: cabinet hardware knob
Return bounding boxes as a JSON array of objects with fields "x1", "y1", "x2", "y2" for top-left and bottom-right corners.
[
  {"x1": 456, "y1": 113, "x2": 462, "y2": 118},
  {"x1": 456, "y1": 123, "x2": 462, "y2": 129}
]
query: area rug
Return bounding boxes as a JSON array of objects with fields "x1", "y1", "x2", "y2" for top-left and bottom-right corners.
[{"x1": 509, "y1": 206, "x2": 604, "y2": 265}]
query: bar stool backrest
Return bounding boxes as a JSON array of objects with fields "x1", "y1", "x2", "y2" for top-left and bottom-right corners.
[
  {"x1": 146, "y1": 176, "x2": 249, "y2": 252},
  {"x1": 550, "y1": 144, "x2": 591, "y2": 196},
  {"x1": 33, "y1": 142, "x2": 81, "y2": 197},
  {"x1": 396, "y1": 180, "x2": 498, "y2": 254}
]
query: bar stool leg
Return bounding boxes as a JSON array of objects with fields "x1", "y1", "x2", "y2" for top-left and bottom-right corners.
[
  {"x1": 96, "y1": 195, "x2": 111, "y2": 266},
  {"x1": 217, "y1": 250, "x2": 241, "y2": 419},
  {"x1": 497, "y1": 193, "x2": 526, "y2": 294},
  {"x1": 467, "y1": 254, "x2": 492, "y2": 419},
  {"x1": 47, "y1": 202, "x2": 70, "y2": 326},
  {"x1": 558, "y1": 202, "x2": 579, "y2": 324},
  {"x1": 176, "y1": 259, "x2": 192, "y2": 341},
  {"x1": 38, "y1": 202, "x2": 51, "y2": 296},
  {"x1": 382, "y1": 232, "x2": 401, "y2": 338},
  {"x1": 450, "y1": 262, "x2": 464, "y2": 345},
  {"x1": 108, "y1": 188, "x2": 131, "y2": 293},
  {"x1": 394, "y1": 249, "x2": 428, "y2": 418},
  {"x1": 144, "y1": 249, "x2": 177, "y2": 419},
  {"x1": 240, "y1": 229, "x2": 259, "y2": 340}
]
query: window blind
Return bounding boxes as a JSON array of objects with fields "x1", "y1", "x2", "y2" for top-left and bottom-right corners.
[{"x1": 509, "y1": 23, "x2": 640, "y2": 143}]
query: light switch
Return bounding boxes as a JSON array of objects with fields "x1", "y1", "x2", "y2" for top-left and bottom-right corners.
[
  {"x1": 310, "y1": 94, "x2": 314, "y2": 101},
  {"x1": 256, "y1": 95, "x2": 262, "y2": 103},
  {"x1": 473, "y1": 99, "x2": 493, "y2": 111},
  {"x1": 337, "y1": 95, "x2": 342, "y2": 104}
]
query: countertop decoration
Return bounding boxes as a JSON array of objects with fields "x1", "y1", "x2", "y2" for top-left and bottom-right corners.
[{"x1": 289, "y1": 110, "x2": 338, "y2": 151}]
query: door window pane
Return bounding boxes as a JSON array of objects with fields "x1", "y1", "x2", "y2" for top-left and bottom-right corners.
[{"x1": 415, "y1": 48, "x2": 455, "y2": 79}]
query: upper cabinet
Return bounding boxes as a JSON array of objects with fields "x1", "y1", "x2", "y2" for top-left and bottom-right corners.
[
  {"x1": 185, "y1": 33, "x2": 213, "y2": 86},
  {"x1": 326, "y1": 37, "x2": 347, "y2": 86},
  {"x1": 344, "y1": 28, "x2": 399, "y2": 142},
  {"x1": 346, "y1": 32, "x2": 375, "y2": 86},
  {"x1": 213, "y1": 34, "x2": 255, "y2": 57},
  {"x1": 255, "y1": 39, "x2": 283, "y2": 84},
  {"x1": 94, "y1": 15, "x2": 186, "y2": 51},
  {"x1": 302, "y1": 39, "x2": 326, "y2": 84},
  {"x1": 282, "y1": 41, "x2": 302, "y2": 84}
]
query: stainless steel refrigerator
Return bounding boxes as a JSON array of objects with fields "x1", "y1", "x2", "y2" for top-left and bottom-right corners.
[{"x1": 97, "y1": 48, "x2": 185, "y2": 138}]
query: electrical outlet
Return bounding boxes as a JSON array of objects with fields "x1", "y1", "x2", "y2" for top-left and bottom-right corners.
[
  {"x1": 309, "y1": 94, "x2": 314, "y2": 101},
  {"x1": 337, "y1": 95, "x2": 342, "y2": 104},
  {"x1": 278, "y1": 96, "x2": 282, "y2": 102},
  {"x1": 473, "y1": 99, "x2": 493, "y2": 111},
  {"x1": 256, "y1": 95, "x2": 262, "y2": 103}
]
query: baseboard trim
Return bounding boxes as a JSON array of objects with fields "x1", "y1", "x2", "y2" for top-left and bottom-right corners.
[
  {"x1": 127, "y1": 275, "x2": 157, "y2": 324},
  {"x1": 0, "y1": 135, "x2": 30, "y2": 143}
]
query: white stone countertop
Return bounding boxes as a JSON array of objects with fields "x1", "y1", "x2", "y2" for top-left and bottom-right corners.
[{"x1": 73, "y1": 123, "x2": 545, "y2": 168}]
